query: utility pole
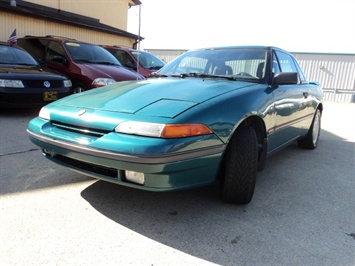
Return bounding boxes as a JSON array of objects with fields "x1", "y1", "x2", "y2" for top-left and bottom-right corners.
[{"x1": 137, "y1": 4, "x2": 141, "y2": 51}]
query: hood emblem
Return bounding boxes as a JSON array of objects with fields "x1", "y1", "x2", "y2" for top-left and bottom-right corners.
[
  {"x1": 43, "y1": 81, "x2": 51, "y2": 88},
  {"x1": 77, "y1": 109, "x2": 86, "y2": 116}
]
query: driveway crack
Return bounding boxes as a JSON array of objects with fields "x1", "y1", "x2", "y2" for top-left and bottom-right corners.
[{"x1": 0, "y1": 148, "x2": 39, "y2": 157}]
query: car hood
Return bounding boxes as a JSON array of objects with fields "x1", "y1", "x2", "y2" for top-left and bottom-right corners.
[
  {"x1": 52, "y1": 78, "x2": 254, "y2": 118},
  {"x1": 78, "y1": 63, "x2": 144, "y2": 81},
  {"x1": 0, "y1": 65, "x2": 66, "y2": 79}
]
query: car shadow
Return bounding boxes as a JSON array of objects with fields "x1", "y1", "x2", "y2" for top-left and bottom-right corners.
[{"x1": 80, "y1": 128, "x2": 353, "y2": 265}]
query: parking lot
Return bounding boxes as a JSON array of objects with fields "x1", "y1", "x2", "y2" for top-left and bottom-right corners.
[{"x1": 0, "y1": 102, "x2": 354, "y2": 266}]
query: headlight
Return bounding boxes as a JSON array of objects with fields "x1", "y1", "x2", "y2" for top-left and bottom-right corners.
[
  {"x1": 0, "y1": 79, "x2": 25, "y2": 88},
  {"x1": 115, "y1": 121, "x2": 212, "y2": 138},
  {"x1": 115, "y1": 121, "x2": 165, "y2": 137},
  {"x1": 39, "y1": 107, "x2": 50, "y2": 120},
  {"x1": 92, "y1": 78, "x2": 116, "y2": 87},
  {"x1": 63, "y1": 79, "x2": 72, "y2": 88}
]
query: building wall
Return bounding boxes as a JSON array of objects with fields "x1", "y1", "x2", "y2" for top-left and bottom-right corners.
[
  {"x1": 144, "y1": 49, "x2": 187, "y2": 64},
  {"x1": 0, "y1": 11, "x2": 135, "y2": 47},
  {"x1": 293, "y1": 53, "x2": 355, "y2": 103},
  {"x1": 24, "y1": 0, "x2": 130, "y2": 30}
]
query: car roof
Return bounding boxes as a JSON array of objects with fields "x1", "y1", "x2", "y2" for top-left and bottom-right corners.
[
  {"x1": 0, "y1": 41, "x2": 11, "y2": 46},
  {"x1": 0, "y1": 41, "x2": 28, "y2": 51},
  {"x1": 188, "y1": 46, "x2": 290, "y2": 54},
  {"x1": 1, "y1": 41, "x2": 17, "y2": 46},
  {"x1": 101, "y1": 45, "x2": 136, "y2": 52},
  {"x1": 19, "y1": 35, "x2": 108, "y2": 47},
  {"x1": 20, "y1": 35, "x2": 77, "y2": 41}
]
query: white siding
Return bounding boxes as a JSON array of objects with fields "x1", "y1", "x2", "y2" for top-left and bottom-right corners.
[
  {"x1": 144, "y1": 49, "x2": 187, "y2": 64},
  {"x1": 293, "y1": 53, "x2": 355, "y2": 103}
]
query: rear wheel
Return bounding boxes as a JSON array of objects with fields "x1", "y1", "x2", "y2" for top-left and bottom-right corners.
[
  {"x1": 220, "y1": 126, "x2": 258, "y2": 204},
  {"x1": 298, "y1": 109, "x2": 321, "y2": 149}
]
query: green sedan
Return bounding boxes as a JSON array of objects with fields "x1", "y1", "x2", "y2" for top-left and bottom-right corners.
[{"x1": 27, "y1": 46, "x2": 323, "y2": 204}]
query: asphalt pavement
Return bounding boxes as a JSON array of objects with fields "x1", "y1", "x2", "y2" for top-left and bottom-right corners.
[{"x1": 0, "y1": 102, "x2": 354, "y2": 266}]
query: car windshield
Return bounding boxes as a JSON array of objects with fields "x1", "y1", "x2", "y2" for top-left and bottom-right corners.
[
  {"x1": 158, "y1": 47, "x2": 267, "y2": 80},
  {"x1": 65, "y1": 42, "x2": 122, "y2": 66},
  {"x1": 0, "y1": 45, "x2": 38, "y2": 66},
  {"x1": 131, "y1": 51, "x2": 165, "y2": 70}
]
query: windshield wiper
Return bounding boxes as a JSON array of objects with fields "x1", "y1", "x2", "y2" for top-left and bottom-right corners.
[
  {"x1": 1, "y1": 63, "x2": 37, "y2": 66},
  {"x1": 176, "y1": 72, "x2": 237, "y2": 81},
  {"x1": 75, "y1": 59, "x2": 93, "y2": 63},
  {"x1": 75, "y1": 59, "x2": 119, "y2": 66},
  {"x1": 148, "y1": 72, "x2": 169, "y2": 78},
  {"x1": 95, "y1": 61, "x2": 119, "y2": 66},
  {"x1": 148, "y1": 66, "x2": 164, "y2": 70}
]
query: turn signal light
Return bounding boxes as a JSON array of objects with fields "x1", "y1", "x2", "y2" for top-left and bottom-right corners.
[{"x1": 161, "y1": 124, "x2": 212, "y2": 138}]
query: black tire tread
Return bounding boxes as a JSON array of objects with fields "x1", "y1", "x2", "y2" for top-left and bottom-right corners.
[{"x1": 220, "y1": 126, "x2": 258, "y2": 204}]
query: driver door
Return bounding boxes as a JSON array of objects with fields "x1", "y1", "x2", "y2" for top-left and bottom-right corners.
[{"x1": 268, "y1": 51, "x2": 311, "y2": 152}]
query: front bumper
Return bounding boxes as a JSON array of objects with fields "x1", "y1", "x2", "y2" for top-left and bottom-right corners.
[
  {"x1": 27, "y1": 123, "x2": 226, "y2": 191},
  {"x1": 0, "y1": 89, "x2": 70, "y2": 107}
]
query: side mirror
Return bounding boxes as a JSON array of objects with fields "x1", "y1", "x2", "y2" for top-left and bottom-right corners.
[
  {"x1": 52, "y1": 55, "x2": 68, "y2": 65},
  {"x1": 272, "y1": 72, "x2": 298, "y2": 85}
]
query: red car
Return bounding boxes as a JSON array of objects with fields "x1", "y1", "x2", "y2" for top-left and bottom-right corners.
[
  {"x1": 102, "y1": 46, "x2": 165, "y2": 78},
  {"x1": 18, "y1": 36, "x2": 144, "y2": 93}
]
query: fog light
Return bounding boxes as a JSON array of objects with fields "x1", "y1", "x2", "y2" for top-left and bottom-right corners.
[
  {"x1": 125, "y1": 171, "x2": 145, "y2": 185},
  {"x1": 43, "y1": 149, "x2": 51, "y2": 155}
]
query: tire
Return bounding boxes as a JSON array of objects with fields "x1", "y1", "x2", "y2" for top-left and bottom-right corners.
[
  {"x1": 220, "y1": 126, "x2": 258, "y2": 204},
  {"x1": 257, "y1": 137, "x2": 267, "y2": 172},
  {"x1": 72, "y1": 82, "x2": 87, "y2": 93},
  {"x1": 298, "y1": 109, "x2": 321, "y2": 149}
]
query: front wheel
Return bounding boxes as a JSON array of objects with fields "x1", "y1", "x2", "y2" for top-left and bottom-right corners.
[
  {"x1": 72, "y1": 82, "x2": 87, "y2": 93},
  {"x1": 298, "y1": 109, "x2": 321, "y2": 149},
  {"x1": 220, "y1": 126, "x2": 258, "y2": 204}
]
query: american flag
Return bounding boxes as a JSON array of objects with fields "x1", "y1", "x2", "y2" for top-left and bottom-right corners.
[{"x1": 7, "y1": 29, "x2": 17, "y2": 45}]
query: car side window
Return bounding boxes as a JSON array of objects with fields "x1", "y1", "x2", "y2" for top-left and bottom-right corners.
[
  {"x1": 274, "y1": 51, "x2": 300, "y2": 83},
  {"x1": 293, "y1": 58, "x2": 308, "y2": 83},
  {"x1": 271, "y1": 53, "x2": 281, "y2": 74},
  {"x1": 114, "y1": 50, "x2": 134, "y2": 66},
  {"x1": 46, "y1": 41, "x2": 67, "y2": 63},
  {"x1": 275, "y1": 51, "x2": 298, "y2": 72},
  {"x1": 17, "y1": 39, "x2": 47, "y2": 62}
]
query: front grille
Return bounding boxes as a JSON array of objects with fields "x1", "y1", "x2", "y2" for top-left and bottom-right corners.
[
  {"x1": 54, "y1": 154, "x2": 118, "y2": 178},
  {"x1": 24, "y1": 80, "x2": 63, "y2": 89},
  {"x1": 52, "y1": 121, "x2": 110, "y2": 137},
  {"x1": 0, "y1": 93, "x2": 55, "y2": 105}
]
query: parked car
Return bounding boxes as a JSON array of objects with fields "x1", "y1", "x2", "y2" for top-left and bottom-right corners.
[
  {"x1": 102, "y1": 46, "x2": 165, "y2": 77},
  {"x1": 17, "y1": 36, "x2": 144, "y2": 93},
  {"x1": 27, "y1": 46, "x2": 323, "y2": 204},
  {"x1": 0, "y1": 42, "x2": 72, "y2": 107}
]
